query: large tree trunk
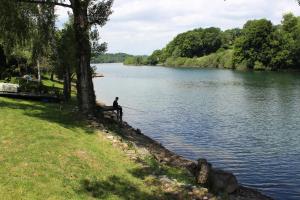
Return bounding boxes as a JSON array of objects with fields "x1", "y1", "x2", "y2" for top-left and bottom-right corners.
[{"x1": 73, "y1": 1, "x2": 96, "y2": 115}]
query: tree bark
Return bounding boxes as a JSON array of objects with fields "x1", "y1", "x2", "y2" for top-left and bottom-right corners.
[{"x1": 73, "y1": 0, "x2": 96, "y2": 115}]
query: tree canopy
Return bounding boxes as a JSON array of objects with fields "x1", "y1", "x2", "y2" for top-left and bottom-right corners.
[
  {"x1": 165, "y1": 27, "x2": 223, "y2": 58},
  {"x1": 146, "y1": 13, "x2": 300, "y2": 71},
  {"x1": 0, "y1": 0, "x2": 114, "y2": 115}
]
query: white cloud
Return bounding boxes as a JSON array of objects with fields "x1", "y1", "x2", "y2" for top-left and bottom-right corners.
[{"x1": 56, "y1": 0, "x2": 300, "y2": 55}]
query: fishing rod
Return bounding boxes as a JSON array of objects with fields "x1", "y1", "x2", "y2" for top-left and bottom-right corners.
[{"x1": 122, "y1": 105, "x2": 146, "y2": 113}]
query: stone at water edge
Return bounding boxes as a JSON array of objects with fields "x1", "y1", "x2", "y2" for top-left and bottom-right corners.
[
  {"x1": 136, "y1": 129, "x2": 142, "y2": 134},
  {"x1": 210, "y1": 169, "x2": 239, "y2": 194},
  {"x1": 196, "y1": 159, "x2": 212, "y2": 185},
  {"x1": 195, "y1": 159, "x2": 239, "y2": 194}
]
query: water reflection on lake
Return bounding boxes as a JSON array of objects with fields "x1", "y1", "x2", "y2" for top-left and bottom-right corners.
[{"x1": 94, "y1": 63, "x2": 300, "y2": 200}]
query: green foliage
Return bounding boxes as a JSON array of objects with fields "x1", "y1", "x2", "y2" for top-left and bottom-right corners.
[
  {"x1": 31, "y1": 5, "x2": 55, "y2": 66},
  {"x1": 124, "y1": 56, "x2": 149, "y2": 66},
  {"x1": 91, "y1": 53, "x2": 132, "y2": 63},
  {"x1": 233, "y1": 19, "x2": 274, "y2": 69},
  {"x1": 147, "y1": 50, "x2": 162, "y2": 65},
  {"x1": 221, "y1": 28, "x2": 242, "y2": 49},
  {"x1": 165, "y1": 57, "x2": 187, "y2": 67},
  {"x1": 164, "y1": 50, "x2": 234, "y2": 69},
  {"x1": 0, "y1": 1, "x2": 56, "y2": 80},
  {"x1": 165, "y1": 27, "x2": 223, "y2": 58},
  {"x1": 152, "y1": 13, "x2": 300, "y2": 71},
  {"x1": 0, "y1": 50, "x2": 34, "y2": 80},
  {"x1": 53, "y1": 22, "x2": 77, "y2": 80},
  {"x1": 17, "y1": 79, "x2": 40, "y2": 93},
  {"x1": 0, "y1": 0, "x2": 37, "y2": 51},
  {"x1": 282, "y1": 13, "x2": 298, "y2": 33},
  {"x1": 6, "y1": 78, "x2": 61, "y2": 96},
  {"x1": 234, "y1": 14, "x2": 300, "y2": 70},
  {"x1": 90, "y1": 28, "x2": 107, "y2": 57},
  {"x1": 0, "y1": 0, "x2": 115, "y2": 113}
]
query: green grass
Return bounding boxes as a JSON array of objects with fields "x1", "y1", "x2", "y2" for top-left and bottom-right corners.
[
  {"x1": 0, "y1": 76, "x2": 198, "y2": 199},
  {"x1": 42, "y1": 76, "x2": 64, "y2": 89},
  {"x1": 0, "y1": 97, "x2": 169, "y2": 200},
  {"x1": 141, "y1": 156, "x2": 194, "y2": 184}
]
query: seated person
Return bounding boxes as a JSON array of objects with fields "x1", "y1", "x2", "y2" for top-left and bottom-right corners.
[{"x1": 113, "y1": 97, "x2": 123, "y2": 120}]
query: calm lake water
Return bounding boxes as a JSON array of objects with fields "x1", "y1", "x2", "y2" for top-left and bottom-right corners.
[{"x1": 94, "y1": 63, "x2": 300, "y2": 200}]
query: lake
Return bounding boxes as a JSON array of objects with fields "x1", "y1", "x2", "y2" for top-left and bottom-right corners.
[{"x1": 94, "y1": 63, "x2": 300, "y2": 200}]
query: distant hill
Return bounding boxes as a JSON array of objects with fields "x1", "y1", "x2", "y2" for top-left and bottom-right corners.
[{"x1": 91, "y1": 53, "x2": 132, "y2": 63}]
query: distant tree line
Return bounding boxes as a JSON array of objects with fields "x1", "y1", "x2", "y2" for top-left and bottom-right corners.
[
  {"x1": 128, "y1": 13, "x2": 300, "y2": 71},
  {"x1": 123, "y1": 55, "x2": 149, "y2": 66},
  {"x1": 91, "y1": 53, "x2": 132, "y2": 63}
]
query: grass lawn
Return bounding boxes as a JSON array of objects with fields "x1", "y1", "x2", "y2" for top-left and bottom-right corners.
[{"x1": 0, "y1": 97, "x2": 166, "y2": 200}]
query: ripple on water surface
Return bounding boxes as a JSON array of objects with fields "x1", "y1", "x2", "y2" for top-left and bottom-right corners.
[{"x1": 94, "y1": 63, "x2": 300, "y2": 200}]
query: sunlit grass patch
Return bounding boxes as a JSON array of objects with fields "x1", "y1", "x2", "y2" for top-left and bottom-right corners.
[{"x1": 0, "y1": 97, "x2": 166, "y2": 199}]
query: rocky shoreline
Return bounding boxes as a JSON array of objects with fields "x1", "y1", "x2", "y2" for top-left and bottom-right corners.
[{"x1": 95, "y1": 105, "x2": 273, "y2": 200}]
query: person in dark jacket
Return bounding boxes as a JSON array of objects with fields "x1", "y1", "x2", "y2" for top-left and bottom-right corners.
[{"x1": 113, "y1": 97, "x2": 123, "y2": 120}]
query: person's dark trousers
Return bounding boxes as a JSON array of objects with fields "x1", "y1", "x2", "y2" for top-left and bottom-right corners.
[{"x1": 117, "y1": 106, "x2": 123, "y2": 121}]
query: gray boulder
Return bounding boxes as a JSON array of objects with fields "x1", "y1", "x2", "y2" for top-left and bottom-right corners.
[
  {"x1": 210, "y1": 168, "x2": 239, "y2": 193},
  {"x1": 195, "y1": 158, "x2": 239, "y2": 194},
  {"x1": 196, "y1": 159, "x2": 212, "y2": 185}
]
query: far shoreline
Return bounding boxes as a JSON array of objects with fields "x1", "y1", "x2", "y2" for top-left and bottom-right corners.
[{"x1": 94, "y1": 62, "x2": 300, "y2": 73}]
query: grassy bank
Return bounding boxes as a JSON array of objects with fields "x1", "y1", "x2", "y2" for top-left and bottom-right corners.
[
  {"x1": 0, "y1": 78, "x2": 204, "y2": 199},
  {"x1": 0, "y1": 97, "x2": 158, "y2": 199}
]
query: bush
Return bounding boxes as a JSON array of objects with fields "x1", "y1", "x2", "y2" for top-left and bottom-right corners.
[
  {"x1": 163, "y1": 50, "x2": 235, "y2": 69},
  {"x1": 254, "y1": 61, "x2": 267, "y2": 71},
  {"x1": 124, "y1": 56, "x2": 148, "y2": 66},
  {"x1": 16, "y1": 79, "x2": 61, "y2": 96},
  {"x1": 18, "y1": 79, "x2": 42, "y2": 93}
]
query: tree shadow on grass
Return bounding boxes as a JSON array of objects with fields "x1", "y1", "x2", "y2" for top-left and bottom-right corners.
[
  {"x1": 79, "y1": 175, "x2": 164, "y2": 200},
  {"x1": 130, "y1": 157, "x2": 162, "y2": 179},
  {"x1": 129, "y1": 157, "x2": 195, "y2": 186},
  {"x1": 0, "y1": 97, "x2": 94, "y2": 134}
]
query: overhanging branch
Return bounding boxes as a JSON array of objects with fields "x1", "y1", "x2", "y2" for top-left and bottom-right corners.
[{"x1": 17, "y1": 0, "x2": 72, "y2": 8}]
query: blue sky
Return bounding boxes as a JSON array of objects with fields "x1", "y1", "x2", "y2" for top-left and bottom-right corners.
[{"x1": 56, "y1": 0, "x2": 300, "y2": 55}]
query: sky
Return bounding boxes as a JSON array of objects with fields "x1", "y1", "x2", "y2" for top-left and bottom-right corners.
[{"x1": 56, "y1": 0, "x2": 300, "y2": 55}]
